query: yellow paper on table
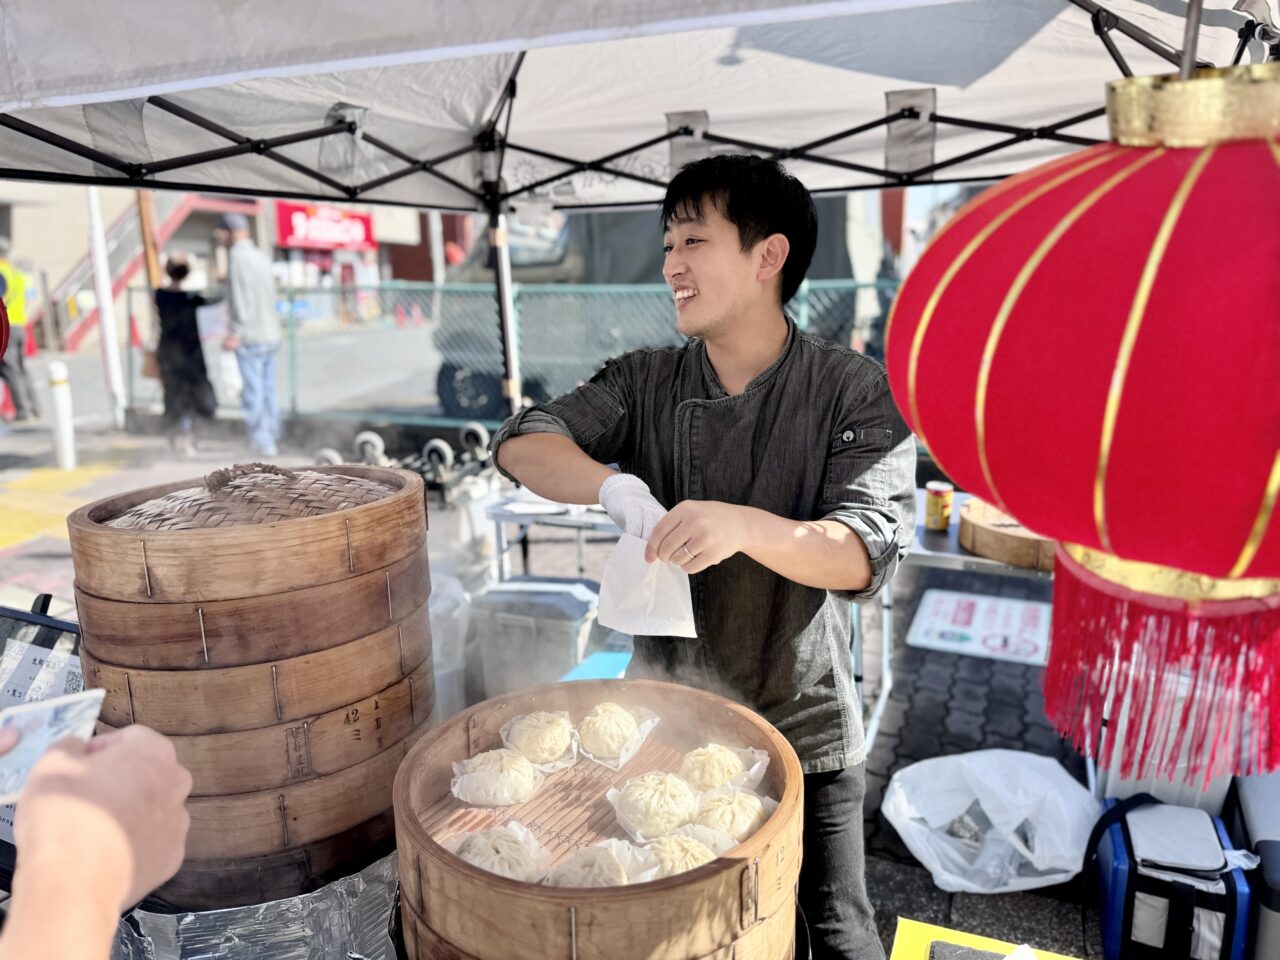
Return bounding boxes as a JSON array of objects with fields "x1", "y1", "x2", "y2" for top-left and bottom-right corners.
[{"x1": 890, "y1": 918, "x2": 1082, "y2": 960}]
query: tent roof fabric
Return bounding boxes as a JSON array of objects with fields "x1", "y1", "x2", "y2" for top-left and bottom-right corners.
[{"x1": 0, "y1": 0, "x2": 1257, "y2": 210}]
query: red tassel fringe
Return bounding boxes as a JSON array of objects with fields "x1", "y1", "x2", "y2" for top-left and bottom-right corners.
[{"x1": 1044, "y1": 545, "x2": 1280, "y2": 787}]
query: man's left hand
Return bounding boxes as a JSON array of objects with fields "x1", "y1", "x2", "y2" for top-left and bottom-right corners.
[{"x1": 645, "y1": 501, "x2": 752, "y2": 574}]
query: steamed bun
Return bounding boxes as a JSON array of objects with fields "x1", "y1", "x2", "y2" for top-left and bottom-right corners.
[
  {"x1": 455, "y1": 748, "x2": 539, "y2": 804},
  {"x1": 546, "y1": 845, "x2": 629, "y2": 887},
  {"x1": 679, "y1": 744, "x2": 746, "y2": 791},
  {"x1": 508, "y1": 711, "x2": 572, "y2": 764},
  {"x1": 648, "y1": 834, "x2": 716, "y2": 878},
  {"x1": 579, "y1": 702, "x2": 638, "y2": 759},
  {"x1": 694, "y1": 790, "x2": 768, "y2": 842},
  {"x1": 618, "y1": 772, "x2": 699, "y2": 837},
  {"x1": 457, "y1": 828, "x2": 540, "y2": 881}
]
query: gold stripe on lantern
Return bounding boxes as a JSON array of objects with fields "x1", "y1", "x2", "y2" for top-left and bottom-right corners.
[
  {"x1": 907, "y1": 147, "x2": 1122, "y2": 452},
  {"x1": 1093, "y1": 146, "x2": 1215, "y2": 552},
  {"x1": 1230, "y1": 452, "x2": 1280, "y2": 579},
  {"x1": 974, "y1": 148, "x2": 1166, "y2": 512}
]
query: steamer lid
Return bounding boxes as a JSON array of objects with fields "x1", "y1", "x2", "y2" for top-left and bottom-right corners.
[{"x1": 104, "y1": 464, "x2": 398, "y2": 531}]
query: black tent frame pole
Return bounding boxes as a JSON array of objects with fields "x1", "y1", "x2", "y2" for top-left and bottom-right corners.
[
  {"x1": 1091, "y1": 8, "x2": 1135, "y2": 78},
  {"x1": 147, "y1": 96, "x2": 355, "y2": 195},
  {"x1": 929, "y1": 113, "x2": 1099, "y2": 147},
  {"x1": 1066, "y1": 0, "x2": 1214, "y2": 70},
  {"x1": 0, "y1": 114, "x2": 140, "y2": 176},
  {"x1": 139, "y1": 121, "x2": 354, "y2": 176},
  {"x1": 479, "y1": 54, "x2": 527, "y2": 417},
  {"x1": 0, "y1": 95, "x2": 1107, "y2": 208},
  {"x1": 354, "y1": 138, "x2": 482, "y2": 199}
]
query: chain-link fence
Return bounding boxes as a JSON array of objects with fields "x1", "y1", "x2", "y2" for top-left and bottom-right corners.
[{"x1": 125, "y1": 279, "x2": 896, "y2": 425}]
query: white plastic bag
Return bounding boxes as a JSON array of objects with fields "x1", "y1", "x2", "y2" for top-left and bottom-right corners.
[
  {"x1": 597, "y1": 534, "x2": 696, "y2": 638},
  {"x1": 881, "y1": 749, "x2": 1100, "y2": 894}
]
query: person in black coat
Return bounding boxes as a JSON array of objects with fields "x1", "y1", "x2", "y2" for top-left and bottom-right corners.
[{"x1": 154, "y1": 253, "x2": 220, "y2": 453}]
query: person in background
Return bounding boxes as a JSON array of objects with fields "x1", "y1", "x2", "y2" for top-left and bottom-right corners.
[
  {"x1": 215, "y1": 213, "x2": 282, "y2": 457},
  {"x1": 0, "y1": 724, "x2": 192, "y2": 960},
  {"x1": 0, "y1": 239, "x2": 39, "y2": 423},
  {"x1": 154, "y1": 253, "x2": 219, "y2": 455}
]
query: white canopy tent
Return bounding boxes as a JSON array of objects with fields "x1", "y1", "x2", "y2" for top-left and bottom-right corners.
[{"x1": 0, "y1": 0, "x2": 1267, "y2": 408}]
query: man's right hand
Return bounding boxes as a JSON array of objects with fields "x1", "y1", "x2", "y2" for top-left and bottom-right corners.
[
  {"x1": 598, "y1": 473, "x2": 667, "y2": 540},
  {"x1": 14, "y1": 725, "x2": 192, "y2": 912}
]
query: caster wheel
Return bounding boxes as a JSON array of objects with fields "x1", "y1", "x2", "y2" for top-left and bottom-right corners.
[
  {"x1": 459, "y1": 421, "x2": 491, "y2": 456},
  {"x1": 314, "y1": 447, "x2": 344, "y2": 466},
  {"x1": 422, "y1": 438, "x2": 455, "y2": 474},
  {"x1": 354, "y1": 430, "x2": 386, "y2": 465}
]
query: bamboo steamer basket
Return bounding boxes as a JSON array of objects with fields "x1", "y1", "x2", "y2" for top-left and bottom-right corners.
[
  {"x1": 81, "y1": 602, "x2": 431, "y2": 734},
  {"x1": 67, "y1": 464, "x2": 434, "y2": 909},
  {"x1": 98, "y1": 657, "x2": 435, "y2": 796},
  {"x1": 394, "y1": 679, "x2": 803, "y2": 960},
  {"x1": 185, "y1": 726, "x2": 427, "y2": 860},
  {"x1": 75, "y1": 546, "x2": 429, "y2": 669},
  {"x1": 67, "y1": 464, "x2": 427, "y2": 603},
  {"x1": 154, "y1": 809, "x2": 397, "y2": 911}
]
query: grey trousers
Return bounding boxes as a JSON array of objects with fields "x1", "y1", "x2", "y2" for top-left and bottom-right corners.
[
  {"x1": 799, "y1": 764, "x2": 885, "y2": 960},
  {"x1": 0, "y1": 325, "x2": 38, "y2": 418}
]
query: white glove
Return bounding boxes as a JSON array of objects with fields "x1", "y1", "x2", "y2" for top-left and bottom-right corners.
[{"x1": 598, "y1": 473, "x2": 667, "y2": 540}]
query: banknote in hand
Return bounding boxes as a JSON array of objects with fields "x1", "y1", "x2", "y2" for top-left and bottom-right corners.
[{"x1": 0, "y1": 688, "x2": 107, "y2": 804}]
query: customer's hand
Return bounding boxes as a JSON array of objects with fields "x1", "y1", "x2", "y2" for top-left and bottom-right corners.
[
  {"x1": 14, "y1": 725, "x2": 192, "y2": 911},
  {"x1": 598, "y1": 473, "x2": 667, "y2": 540},
  {"x1": 223, "y1": 334, "x2": 241, "y2": 351}
]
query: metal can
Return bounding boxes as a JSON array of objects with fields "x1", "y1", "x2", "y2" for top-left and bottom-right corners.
[{"x1": 924, "y1": 481, "x2": 955, "y2": 531}]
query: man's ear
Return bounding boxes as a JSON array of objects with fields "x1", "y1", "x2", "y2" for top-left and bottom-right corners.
[{"x1": 757, "y1": 233, "x2": 790, "y2": 287}]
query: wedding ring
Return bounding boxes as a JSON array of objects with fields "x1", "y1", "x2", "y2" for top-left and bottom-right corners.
[{"x1": 681, "y1": 544, "x2": 696, "y2": 561}]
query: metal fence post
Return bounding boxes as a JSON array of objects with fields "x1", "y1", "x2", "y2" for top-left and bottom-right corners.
[
  {"x1": 796, "y1": 280, "x2": 810, "y2": 330},
  {"x1": 287, "y1": 288, "x2": 299, "y2": 417}
]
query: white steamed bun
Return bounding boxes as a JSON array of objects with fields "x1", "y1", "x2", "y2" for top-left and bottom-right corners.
[
  {"x1": 508, "y1": 711, "x2": 572, "y2": 764},
  {"x1": 618, "y1": 772, "x2": 699, "y2": 837},
  {"x1": 694, "y1": 790, "x2": 768, "y2": 842},
  {"x1": 679, "y1": 743, "x2": 746, "y2": 791},
  {"x1": 546, "y1": 845, "x2": 630, "y2": 887},
  {"x1": 648, "y1": 834, "x2": 717, "y2": 878},
  {"x1": 457, "y1": 828, "x2": 540, "y2": 881},
  {"x1": 578, "y1": 702, "x2": 638, "y2": 759},
  {"x1": 455, "y1": 748, "x2": 539, "y2": 804}
]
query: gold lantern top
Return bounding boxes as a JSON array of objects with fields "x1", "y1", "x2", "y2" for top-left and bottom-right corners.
[{"x1": 1108, "y1": 61, "x2": 1280, "y2": 147}]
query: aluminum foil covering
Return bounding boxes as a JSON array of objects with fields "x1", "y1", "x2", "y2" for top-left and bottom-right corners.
[{"x1": 111, "y1": 853, "x2": 398, "y2": 960}]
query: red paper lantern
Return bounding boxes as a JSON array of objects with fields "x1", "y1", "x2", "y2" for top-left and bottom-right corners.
[{"x1": 886, "y1": 64, "x2": 1280, "y2": 783}]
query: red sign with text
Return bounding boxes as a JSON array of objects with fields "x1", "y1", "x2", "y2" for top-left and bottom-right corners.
[{"x1": 276, "y1": 201, "x2": 376, "y2": 251}]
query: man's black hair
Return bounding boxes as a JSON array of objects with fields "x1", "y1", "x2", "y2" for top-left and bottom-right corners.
[{"x1": 661, "y1": 154, "x2": 818, "y2": 305}]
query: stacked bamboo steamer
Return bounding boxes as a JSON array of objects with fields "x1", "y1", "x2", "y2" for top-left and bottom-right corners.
[
  {"x1": 68, "y1": 464, "x2": 434, "y2": 910},
  {"x1": 395, "y1": 679, "x2": 804, "y2": 960}
]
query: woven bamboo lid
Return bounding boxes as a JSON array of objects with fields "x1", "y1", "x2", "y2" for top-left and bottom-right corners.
[
  {"x1": 68, "y1": 464, "x2": 427, "y2": 603},
  {"x1": 104, "y1": 463, "x2": 397, "y2": 531}
]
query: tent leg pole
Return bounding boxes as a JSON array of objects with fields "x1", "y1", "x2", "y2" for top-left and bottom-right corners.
[
  {"x1": 481, "y1": 132, "x2": 521, "y2": 420},
  {"x1": 489, "y1": 206, "x2": 521, "y2": 419}
]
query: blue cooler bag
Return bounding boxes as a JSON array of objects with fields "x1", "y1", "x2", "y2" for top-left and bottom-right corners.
[{"x1": 1087, "y1": 794, "x2": 1252, "y2": 960}]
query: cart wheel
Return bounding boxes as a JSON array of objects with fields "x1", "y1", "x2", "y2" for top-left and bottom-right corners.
[
  {"x1": 314, "y1": 447, "x2": 344, "y2": 466},
  {"x1": 354, "y1": 430, "x2": 386, "y2": 465},
  {"x1": 458, "y1": 421, "x2": 491, "y2": 457},
  {"x1": 422, "y1": 438, "x2": 455, "y2": 473}
]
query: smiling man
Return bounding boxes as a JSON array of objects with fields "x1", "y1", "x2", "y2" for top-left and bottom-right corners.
[{"x1": 493, "y1": 154, "x2": 916, "y2": 959}]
